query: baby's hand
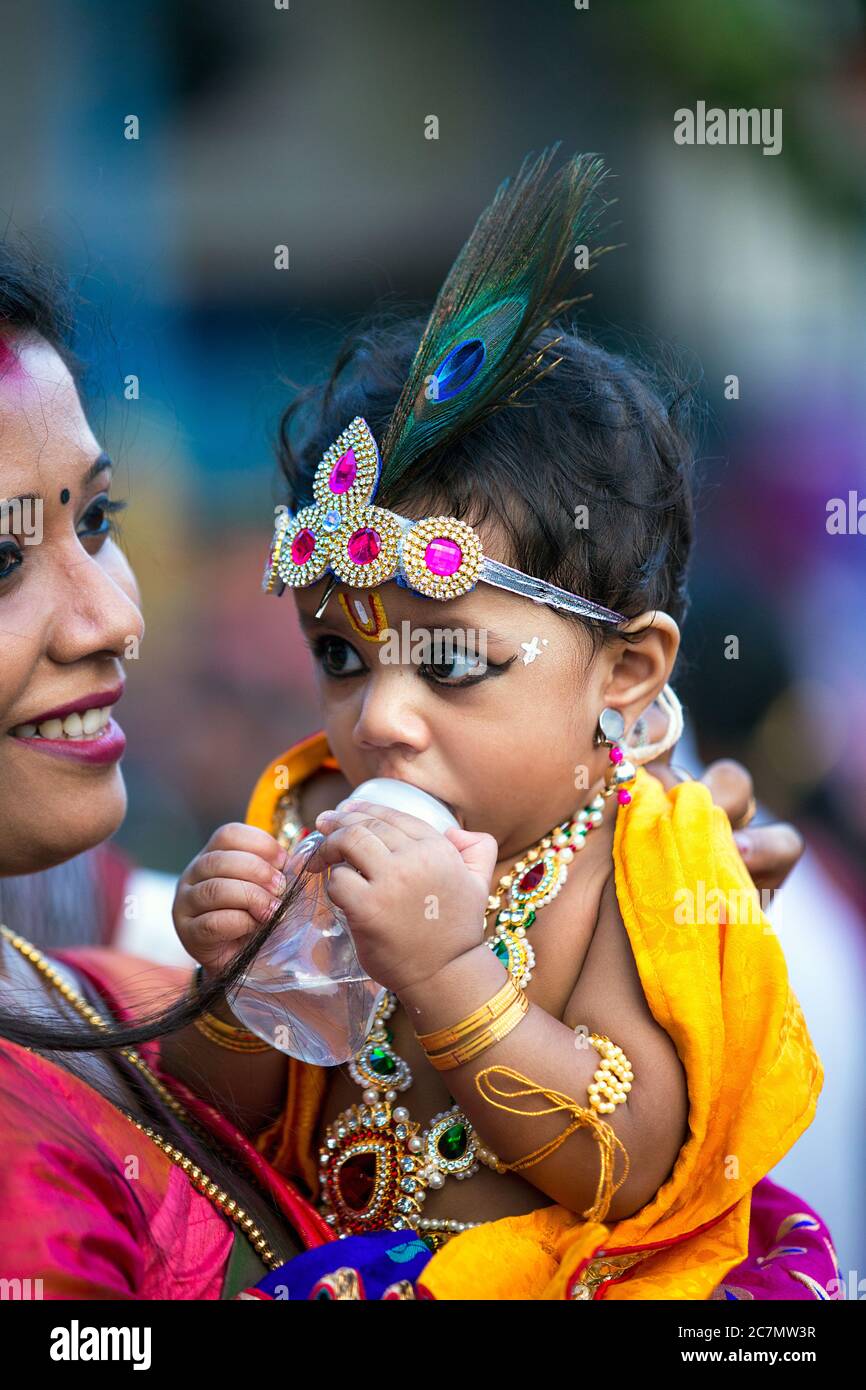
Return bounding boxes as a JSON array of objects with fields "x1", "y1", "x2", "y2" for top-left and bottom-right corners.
[
  {"x1": 173, "y1": 823, "x2": 289, "y2": 973},
  {"x1": 309, "y1": 799, "x2": 499, "y2": 996}
]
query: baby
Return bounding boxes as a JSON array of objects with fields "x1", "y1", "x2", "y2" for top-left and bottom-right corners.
[{"x1": 169, "y1": 150, "x2": 823, "y2": 1299}]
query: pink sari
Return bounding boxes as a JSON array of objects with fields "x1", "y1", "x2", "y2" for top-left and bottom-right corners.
[{"x1": 0, "y1": 947, "x2": 332, "y2": 1300}]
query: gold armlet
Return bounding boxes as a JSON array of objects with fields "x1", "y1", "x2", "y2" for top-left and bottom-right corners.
[
  {"x1": 472, "y1": 1037, "x2": 635, "y2": 1223},
  {"x1": 585, "y1": 1032, "x2": 633, "y2": 1113}
]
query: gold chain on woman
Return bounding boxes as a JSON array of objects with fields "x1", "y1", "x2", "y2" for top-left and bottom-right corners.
[{"x1": 0, "y1": 924, "x2": 281, "y2": 1271}]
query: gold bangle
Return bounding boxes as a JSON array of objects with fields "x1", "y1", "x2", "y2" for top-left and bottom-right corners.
[
  {"x1": 415, "y1": 975, "x2": 520, "y2": 1051},
  {"x1": 188, "y1": 966, "x2": 271, "y2": 1052},
  {"x1": 424, "y1": 991, "x2": 528, "y2": 1071},
  {"x1": 192, "y1": 1010, "x2": 272, "y2": 1054}
]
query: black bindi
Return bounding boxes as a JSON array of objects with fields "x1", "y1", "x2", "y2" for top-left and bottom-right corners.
[{"x1": 59, "y1": 487, "x2": 70, "y2": 505}]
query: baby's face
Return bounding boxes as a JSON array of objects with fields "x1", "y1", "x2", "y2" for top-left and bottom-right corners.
[{"x1": 291, "y1": 572, "x2": 614, "y2": 861}]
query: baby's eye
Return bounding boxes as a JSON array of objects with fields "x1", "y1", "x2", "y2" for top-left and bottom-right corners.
[
  {"x1": 422, "y1": 648, "x2": 489, "y2": 685},
  {"x1": 313, "y1": 635, "x2": 365, "y2": 678}
]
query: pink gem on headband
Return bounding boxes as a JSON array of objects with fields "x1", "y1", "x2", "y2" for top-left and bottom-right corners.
[{"x1": 263, "y1": 415, "x2": 625, "y2": 625}]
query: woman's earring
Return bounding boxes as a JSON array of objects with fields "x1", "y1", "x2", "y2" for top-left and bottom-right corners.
[{"x1": 594, "y1": 707, "x2": 637, "y2": 807}]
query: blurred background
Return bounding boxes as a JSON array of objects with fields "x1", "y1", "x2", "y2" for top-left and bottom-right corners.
[{"x1": 0, "y1": 0, "x2": 864, "y2": 1282}]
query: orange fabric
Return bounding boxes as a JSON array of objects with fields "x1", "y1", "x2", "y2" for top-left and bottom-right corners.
[
  {"x1": 248, "y1": 735, "x2": 823, "y2": 1298},
  {"x1": 248, "y1": 730, "x2": 332, "y2": 1196}
]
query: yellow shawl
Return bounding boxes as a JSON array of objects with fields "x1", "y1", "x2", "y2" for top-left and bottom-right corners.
[{"x1": 249, "y1": 733, "x2": 822, "y2": 1299}]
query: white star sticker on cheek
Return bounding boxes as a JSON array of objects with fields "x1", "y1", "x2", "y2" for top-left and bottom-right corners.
[{"x1": 521, "y1": 636, "x2": 549, "y2": 664}]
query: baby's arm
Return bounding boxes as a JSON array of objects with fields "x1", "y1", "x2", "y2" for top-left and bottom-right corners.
[
  {"x1": 399, "y1": 879, "x2": 689, "y2": 1224},
  {"x1": 160, "y1": 772, "x2": 351, "y2": 1131}
]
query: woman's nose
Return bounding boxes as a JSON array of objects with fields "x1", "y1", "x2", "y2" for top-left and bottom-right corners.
[{"x1": 47, "y1": 546, "x2": 145, "y2": 663}]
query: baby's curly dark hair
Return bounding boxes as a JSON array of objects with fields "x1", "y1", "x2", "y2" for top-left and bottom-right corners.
[{"x1": 276, "y1": 310, "x2": 702, "y2": 653}]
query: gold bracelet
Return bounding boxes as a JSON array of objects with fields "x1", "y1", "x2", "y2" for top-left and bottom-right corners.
[
  {"x1": 473, "y1": 1065, "x2": 630, "y2": 1223},
  {"x1": 192, "y1": 1010, "x2": 273, "y2": 1054},
  {"x1": 187, "y1": 965, "x2": 271, "y2": 1052},
  {"x1": 424, "y1": 991, "x2": 528, "y2": 1071},
  {"x1": 416, "y1": 975, "x2": 521, "y2": 1052}
]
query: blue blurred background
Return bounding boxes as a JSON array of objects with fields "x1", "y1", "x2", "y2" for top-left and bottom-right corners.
[{"x1": 1, "y1": 0, "x2": 865, "y2": 1283}]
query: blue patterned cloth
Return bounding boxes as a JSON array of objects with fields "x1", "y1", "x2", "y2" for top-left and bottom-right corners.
[{"x1": 255, "y1": 1229, "x2": 434, "y2": 1300}]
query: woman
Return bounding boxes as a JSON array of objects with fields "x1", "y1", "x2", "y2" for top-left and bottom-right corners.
[
  {"x1": 0, "y1": 242, "x2": 832, "y2": 1300},
  {"x1": 0, "y1": 245, "x2": 329, "y2": 1298}
]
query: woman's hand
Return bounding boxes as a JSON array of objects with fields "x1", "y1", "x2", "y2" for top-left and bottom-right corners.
[
  {"x1": 650, "y1": 756, "x2": 805, "y2": 891},
  {"x1": 172, "y1": 823, "x2": 289, "y2": 974},
  {"x1": 310, "y1": 800, "x2": 499, "y2": 995}
]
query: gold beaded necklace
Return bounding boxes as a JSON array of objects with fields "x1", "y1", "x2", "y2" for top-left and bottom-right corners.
[{"x1": 0, "y1": 925, "x2": 281, "y2": 1271}]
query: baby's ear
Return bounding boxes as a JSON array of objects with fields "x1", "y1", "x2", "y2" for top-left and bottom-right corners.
[{"x1": 603, "y1": 612, "x2": 680, "y2": 719}]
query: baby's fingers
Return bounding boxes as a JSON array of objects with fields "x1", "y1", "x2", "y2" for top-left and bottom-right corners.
[
  {"x1": 305, "y1": 823, "x2": 390, "y2": 878},
  {"x1": 182, "y1": 911, "x2": 272, "y2": 974},
  {"x1": 204, "y1": 822, "x2": 289, "y2": 870},
  {"x1": 186, "y1": 849, "x2": 287, "y2": 898},
  {"x1": 177, "y1": 875, "x2": 282, "y2": 927}
]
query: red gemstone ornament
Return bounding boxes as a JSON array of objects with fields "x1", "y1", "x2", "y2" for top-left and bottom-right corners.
[
  {"x1": 347, "y1": 527, "x2": 381, "y2": 565},
  {"x1": 337, "y1": 1151, "x2": 377, "y2": 1212},
  {"x1": 290, "y1": 528, "x2": 316, "y2": 566},
  {"x1": 518, "y1": 861, "x2": 546, "y2": 893}
]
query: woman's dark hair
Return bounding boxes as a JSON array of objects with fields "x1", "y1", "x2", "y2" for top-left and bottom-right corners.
[
  {"x1": 0, "y1": 239, "x2": 75, "y2": 364},
  {"x1": 277, "y1": 311, "x2": 701, "y2": 653}
]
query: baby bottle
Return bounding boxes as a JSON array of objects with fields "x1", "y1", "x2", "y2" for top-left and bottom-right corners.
[{"x1": 227, "y1": 778, "x2": 460, "y2": 1066}]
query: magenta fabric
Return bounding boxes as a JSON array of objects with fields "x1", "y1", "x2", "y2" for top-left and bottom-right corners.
[
  {"x1": 710, "y1": 1175, "x2": 842, "y2": 1300},
  {"x1": 0, "y1": 1038, "x2": 234, "y2": 1299}
]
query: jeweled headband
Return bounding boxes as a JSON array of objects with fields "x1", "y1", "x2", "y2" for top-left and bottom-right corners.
[
  {"x1": 262, "y1": 145, "x2": 625, "y2": 627},
  {"x1": 262, "y1": 416, "x2": 624, "y2": 623}
]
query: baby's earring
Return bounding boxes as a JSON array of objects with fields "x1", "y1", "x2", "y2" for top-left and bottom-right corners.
[{"x1": 594, "y1": 707, "x2": 637, "y2": 807}]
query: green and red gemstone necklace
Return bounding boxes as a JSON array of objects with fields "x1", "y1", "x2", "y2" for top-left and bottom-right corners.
[{"x1": 316, "y1": 789, "x2": 614, "y2": 1243}]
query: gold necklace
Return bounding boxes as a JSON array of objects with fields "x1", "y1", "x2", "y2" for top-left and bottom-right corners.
[
  {"x1": 318, "y1": 791, "x2": 610, "y2": 1241},
  {"x1": 0, "y1": 925, "x2": 280, "y2": 1271}
]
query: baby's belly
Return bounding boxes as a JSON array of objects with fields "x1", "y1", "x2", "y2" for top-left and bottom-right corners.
[{"x1": 313, "y1": 1010, "x2": 556, "y2": 1229}]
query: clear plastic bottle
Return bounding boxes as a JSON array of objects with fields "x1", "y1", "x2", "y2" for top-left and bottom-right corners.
[{"x1": 226, "y1": 778, "x2": 460, "y2": 1065}]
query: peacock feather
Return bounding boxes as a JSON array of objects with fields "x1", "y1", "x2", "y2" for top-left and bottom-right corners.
[{"x1": 377, "y1": 142, "x2": 616, "y2": 496}]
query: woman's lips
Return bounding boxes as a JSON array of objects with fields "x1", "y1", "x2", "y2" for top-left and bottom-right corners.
[
  {"x1": 15, "y1": 683, "x2": 124, "y2": 726},
  {"x1": 8, "y1": 716, "x2": 126, "y2": 766}
]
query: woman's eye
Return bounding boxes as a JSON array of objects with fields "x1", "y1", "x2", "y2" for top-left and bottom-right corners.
[
  {"x1": 0, "y1": 541, "x2": 23, "y2": 583},
  {"x1": 77, "y1": 493, "x2": 127, "y2": 542},
  {"x1": 314, "y1": 636, "x2": 365, "y2": 678}
]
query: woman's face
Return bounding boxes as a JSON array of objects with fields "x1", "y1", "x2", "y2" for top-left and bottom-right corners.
[{"x1": 0, "y1": 333, "x2": 143, "y2": 874}]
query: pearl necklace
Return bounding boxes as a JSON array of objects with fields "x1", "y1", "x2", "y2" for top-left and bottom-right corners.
[{"x1": 317, "y1": 791, "x2": 609, "y2": 1244}]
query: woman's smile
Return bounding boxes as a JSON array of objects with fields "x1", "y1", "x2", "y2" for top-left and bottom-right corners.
[{"x1": 7, "y1": 682, "x2": 126, "y2": 765}]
